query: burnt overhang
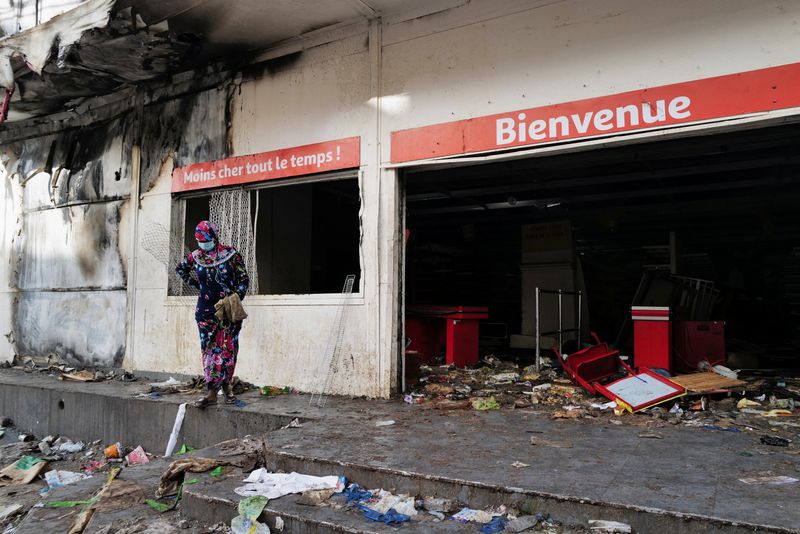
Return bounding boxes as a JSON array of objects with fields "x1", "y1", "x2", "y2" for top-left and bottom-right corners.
[{"x1": 0, "y1": 0, "x2": 468, "y2": 124}]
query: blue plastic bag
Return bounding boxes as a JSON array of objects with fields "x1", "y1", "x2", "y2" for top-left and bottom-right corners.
[{"x1": 480, "y1": 516, "x2": 507, "y2": 533}]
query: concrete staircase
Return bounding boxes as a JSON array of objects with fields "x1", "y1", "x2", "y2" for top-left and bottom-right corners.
[{"x1": 180, "y1": 446, "x2": 794, "y2": 534}]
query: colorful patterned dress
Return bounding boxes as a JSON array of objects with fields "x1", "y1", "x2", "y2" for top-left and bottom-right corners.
[{"x1": 175, "y1": 222, "x2": 250, "y2": 391}]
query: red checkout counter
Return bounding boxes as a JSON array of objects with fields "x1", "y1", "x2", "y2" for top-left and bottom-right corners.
[{"x1": 405, "y1": 305, "x2": 489, "y2": 367}]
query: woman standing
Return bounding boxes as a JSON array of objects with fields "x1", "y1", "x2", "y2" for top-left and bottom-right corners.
[{"x1": 176, "y1": 221, "x2": 250, "y2": 409}]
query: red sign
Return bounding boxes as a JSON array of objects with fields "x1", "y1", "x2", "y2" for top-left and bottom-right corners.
[
  {"x1": 172, "y1": 137, "x2": 361, "y2": 193},
  {"x1": 391, "y1": 62, "x2": 800, "y2": 163}
]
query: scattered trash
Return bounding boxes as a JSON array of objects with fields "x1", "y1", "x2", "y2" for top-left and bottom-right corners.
[
  {"x1": 552, "y1": 410, "x2": 582, "y2": 419},
  {"x1": 280, "y1": 419, "x2": 303, "y2": 430},
  {"x1": 762, "y1": 409, "x2": 793, "y2": 417},
  {"x1": 274, "y1": 516, "x2": 285, "y2": 531},
  {"x1": 489, "y1": 372, "x2": 520, "y2": 384},
  {"x1": 18, "y1": 434, "x2": 34, "y2": 442},
  {"x1": 60, "y1": 370, "x2": 96, "y2": 382},
  {"x1": 341, "y1": 483, "x2": 373, "y2": 503},
  {"x1": 231, "y1": 495, "x2": 270, "y2": 534},
  {"x1": 760, "y1": 436, "x2": 790, "y2": 447},
  {"x1": 235, "y1": 469, "x2": 344, "y2": 499},
  {"x1": 506, "y1": 515, "x2": 539, "y2": 532},
  {"x1": 210, "y1": 466, "x2": 225, "y2": 477},
  {"x1": 594, "y1": 368, "x2": 687, "y2": 413},
  {"x1": 165, "y1": 404, "x2": 187, "y2": 457},
  {"x1": 425, "y1": 383, "x2": 455, "y2": 396},
  {"x1": 175, "y1": 444, "x2": 196, "y2": 455},
  {"x1": 125, "y1": 445, "x2": 150, "y2": 465},
  {"x1": 354, "y1": 505, "x2": 410, "y2": 525},
  {"x1": 530, "y1": 436, "x2": 573, "y2": 448},
  {"x1": 44, "y1": 469, "x2": 91, "y2": 490},
  {"x1": 297, "y1": 488, "x2": 335, "y2": 506},
  {"x1": 739, "y1": 476, "x2": 798, "y2": 485},
  {"x1": 511, "y1": 461, "x2": 530, "y2": 468},
  {"x1": 450, "y1": 507, "x2": 495, "y2": 524},
  {"x1": 234, "y1": 399, "x2": 247, "y2": 408},
  {"x1": 703, "y1": 425, "x2": 741, "y2": 433},
  {"x1": 0, "y1": 455, "x2": 47, "y2": 486},
  {"x1": 375, "y1": 420, "x2": 396, "y2": 427},
  {"x1": 0, "y1": 503, "x2": 23, "y2": 523},
  {"x1": 637, "y1": 432, "x2": 664, "y2": 439},
  {"x1": 364, "y1": 489, "x2": 417, "y2": 516},
  {"x1": 64, "y1": 466, "x2": 121, "y2": 533},
  {"x1": 157, "y1": 458, "x2": 226, "y2": 497},
  {"x1": 421, "y1": 497, "x2": 460, "y2": 514},
  {"x1": 148, "y1": 377, "x2": 187, "y2": 395},
  {"x1": 81, "y1": 460, "x2": 107, "y2": 473},
  {"x1": 669, "y1": 404, "x2": 684, "y2": 415},
  {"x1": 590, "y1": 401, "x2": 617, "y2": 410},
  {"x1": 103, "y1": 442, "x2": 122, "y2": 459},
  {"x1": 260, "y1": 385, "x2": 292, "y2": 396},
  {"x1": 472, "y1": 397, "x2": 501, "y2": 410},
  {"x1": 712, "y1": 365, "x2": 738, "y2": 380},
  {"x1": 671, "y1": 372, "x2": 745, "y2": 393},
  {"x1": 480, "y1": 516, "x2": 508, "y2": 534},
  {"x1": 589, "y1": 519, "x2": 632, "y2": 532},
  {"x1": 737, "y1": 398, "x2": 761, "y2": 409}
]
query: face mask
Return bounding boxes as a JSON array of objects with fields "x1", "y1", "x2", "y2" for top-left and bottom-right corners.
[{"x1": 198, "y1": 241, "x2": 216, "y2": 251}]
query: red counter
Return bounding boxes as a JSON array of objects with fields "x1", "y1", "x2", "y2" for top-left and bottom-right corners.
[
  {"x1": 406, "y1": 305, "x2": 489, "y2": 367},
  {"x1": 632, "y1": 306, "x2": 672, "y2": 370}
]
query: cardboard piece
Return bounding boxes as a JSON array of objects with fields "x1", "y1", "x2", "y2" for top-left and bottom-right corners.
[{"x1": 0, "y1": 456, "x2": 48, "y2": 486}]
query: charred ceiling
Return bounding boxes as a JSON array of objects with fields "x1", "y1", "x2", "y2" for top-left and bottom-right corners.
[
  {"x1": 0, "y1": 0, "x2": 209, "y2": 121},
  {"x1": 0, "y1": 0, "x2": 464, "y2": 125}
]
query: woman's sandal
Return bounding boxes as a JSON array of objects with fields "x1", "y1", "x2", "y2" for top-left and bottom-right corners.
[
  {"x1": 194, "y1": 397, "x2": 217, "y2": 409},
  {"x1": 223, "y1": 393, "x2": 237, "y2": 404}
]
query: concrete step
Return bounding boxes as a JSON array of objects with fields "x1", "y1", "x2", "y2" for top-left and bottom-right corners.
[
  {"x1": 242, "y1": 448, "x2": 793, "y2": 534},
  {"x1": 182, "y1": 475, "x2": 467, "y2": 534},
  {"x1": 0, "y1": 371, "x2": 302, "y2": 453}
]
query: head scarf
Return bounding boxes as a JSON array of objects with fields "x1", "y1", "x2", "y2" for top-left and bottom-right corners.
[
  {"x1": 195, "y1": 220, "x2": 219, "y2": 243},
  {"x1": 192, "y1": 221, "x2": 234, "y2": 265}
]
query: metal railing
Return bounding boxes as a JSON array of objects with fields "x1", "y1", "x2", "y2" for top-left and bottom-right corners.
[{"x1": 535, "y1": 288, "x2": 582, "y2": 371}]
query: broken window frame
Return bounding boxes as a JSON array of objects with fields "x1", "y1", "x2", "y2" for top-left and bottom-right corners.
[{"x1": 167, "y1": 169, "x2": 363, "y2": 299}]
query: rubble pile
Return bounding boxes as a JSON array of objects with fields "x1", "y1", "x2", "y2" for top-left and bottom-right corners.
[
  {"x1": 406, "y1": 356, "x2": 800, "y2": 445},
  {"x1": 407, "y1": 356, "x2": 588, "y2": 410}
]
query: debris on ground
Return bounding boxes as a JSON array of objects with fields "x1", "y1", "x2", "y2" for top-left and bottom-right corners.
[
  {"x1": 405, "y1": 353, "x2": 800, "y2": 442},
  {"x1": 125, "y1": 445, "x2": 150, "y2": 465},
  {"x1": 530, "y1": 436, "x2": 573, "y2": 448},
  {"x1": 588, "y1": 519, "x2": 632, "y2": 532},
  {"x1": 506, "y1": 514, "x2": 540, "y2": 532},
  {"x1": 279, "y1": 418, "x2": 303, "y2": 430},
  {"x1": 235, "y1": 469, "x2": 344, "y2": 499},
  {"x1": 0, "y1": 455, "x2": 47, "y2": 485},
  {"x1": 297, "y1": 488, "x2": 336, "y2": 506},
  {"x1": 44, "y1": 469, "x2": 91, "y2": 491},
  {"x1": 231, "y1": 495, "x2": 270, "y2": 534},
  {"x1": 760, "y1": 436, "x2": 791, "y2": 447},
  {"x1": 738, "y1": 475, "x2": 799, "y2": 485},
  {"x1": 157, "y1": 457, "x2": 226, "y2": 497},
  {"x1": 374, "y1": 420, "x2": 396, "y2": 427}
]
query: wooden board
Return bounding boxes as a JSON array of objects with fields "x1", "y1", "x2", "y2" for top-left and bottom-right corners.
[{"x1": 670, "y1": 372, "x2": 746, "y2": 393}]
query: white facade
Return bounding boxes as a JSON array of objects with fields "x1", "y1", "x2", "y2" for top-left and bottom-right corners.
[{"x1": 2, "y1": 0, "x2": 799, "y2": 397}]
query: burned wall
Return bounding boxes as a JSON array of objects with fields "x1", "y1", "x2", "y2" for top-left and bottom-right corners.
[
  {"x1": 0, "y1": 83, "x2": 231, "y2": 368},
  {"x1": 139, "y1": 88, "x2": 229, "y2": 193},
  {"x1": 2, "y1": 115, "x2": 133, "y2": 366}
]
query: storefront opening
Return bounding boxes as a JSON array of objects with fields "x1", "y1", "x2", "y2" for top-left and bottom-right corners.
[{"x1": 402, "y1": 122, "x2": 800, "y2": 383}]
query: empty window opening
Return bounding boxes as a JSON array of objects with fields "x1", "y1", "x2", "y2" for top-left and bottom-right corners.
[{"x1": 171, "y1": 176, "x2": 361, "y2": 296}]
